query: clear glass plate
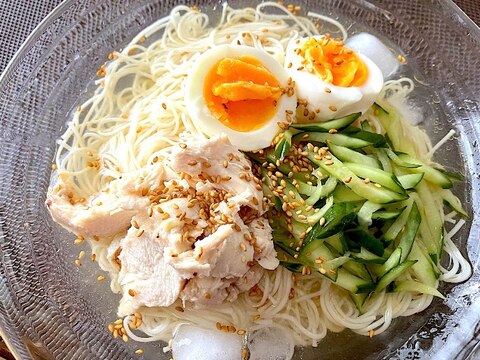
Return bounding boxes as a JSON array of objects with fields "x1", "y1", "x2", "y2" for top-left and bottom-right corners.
[{"x1": 0, "y1": 0, "x2": 479, "y2": 359}]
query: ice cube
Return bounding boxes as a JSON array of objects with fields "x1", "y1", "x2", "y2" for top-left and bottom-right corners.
[
  {"x1": 346, "y1": 32, "x2": 399, "y2": 79},
  {"x1": 172, "y1": 325, "x2": 244, "y2": 360},
  {"x1": 248, "y1": 327, "x2": 294, "y2": 360}
]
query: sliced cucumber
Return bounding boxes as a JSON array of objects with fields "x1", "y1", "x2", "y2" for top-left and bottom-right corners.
[
  {"x1": 383, "y1": 199, "x2": 413, "y2": 243},
  {"x1": 340, "y1": 126, "x2": 387, "y2": 148},
  {"x1": 332, "y1": 185, "x2": 365, "y2": 202},
  {"x1": 343, "y1": 261, "x2": 372, "y2": 281},
  {"x1": 397, "y1": 201, "x2": 421, "y2": 263},
  {"x1": 324, "y1": 233, "x2": 348, "y2": 254},
  {"x1": 357, "y1": 201, "x2": 384, "y2": 227},
  {"x1": 303, "y1": 202, "x2": 357, "y2": 246},
  {"x1": 393, "y1": 280, "x2": 444, "y2": 299},
  {"x1": 396, "y1": 153, "x2": 453, "y2": 189},
  {"x1": 344, "y1": 162, "x2": 406, "y2": 195},
  {"x1": 305, "y1": 177, "x2": 338, "y2": 206},
  {"x1": 397, "y1": 173, "x2": 424, "y2": 189},
  {"x1": 440, "y1": 189, "x2": 468, "y2": 217},
  {"x1": 328, "y1": 143, "x2": 381, "y2": 169},
  {"x1": 296, "y1": 132, "x2": 374, "y2": 149},
  {"x1": 290, "y1": 112, "x2": 361, "y2": 132},
  {"x1": 308, "y1": 152, "x2": 408, "y2": 204},
  {"x1": 371, "y1": 247, "x2": 402, "y2": 279},
  {"x1": 274, "y1": 128, "x2": 302, "y2": 160},
  {"x1": 335, "y1": 268, "x2": 374, "y2": 294},
  {"x1": 386, "y1": 150, "x2": 421, "y2": 168},
  {"x1": 372, "y1": 148, "x2": 393, "y2": 173},
  {"x1": 408, "y1": 241, "x2": 440, "y2": 285},
  {"x1": 351, "y1": 247, "x2": 386, "y2": 264},
  {"x1": 344, "y1": 228, "x2": 384, "y2": 257},
  {"x1": 371, "y1": 210, "x2": 402, "y2": 221},
  {"x1": 375, "y1": 260, "x2": 417, "y2": 292},
  {"x1": 350, "y1": 293, "x2": 369, "y2": 313}
]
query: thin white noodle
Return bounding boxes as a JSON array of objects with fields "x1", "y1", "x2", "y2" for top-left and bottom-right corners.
[
  {"x1": 53, "y1": 3, "x2": 471, "y2": 349},
  {"x1": 427, "y1": 129, "x2": 456, "y2": 157}
]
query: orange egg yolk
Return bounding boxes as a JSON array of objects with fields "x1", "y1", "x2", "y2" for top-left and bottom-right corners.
[
  {"x1": 299, "y1": 37, "x2": 368, "y2": 87},
  {"x1": 204, "y1": 56, "x2": 282, "y2": 132}
]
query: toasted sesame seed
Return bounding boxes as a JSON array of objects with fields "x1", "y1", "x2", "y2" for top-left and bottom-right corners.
[
  {"x1": 364, "y1": 178, "x2": 371, "y2": 184},
  {"x1": 91, "y1": 254, "x2": 96, "y2": 262},
  {"x1": 162, "y1": 103, "x2": 167, "y2": 110},
  {"x1": 324, "y1": 161, "x2": 334, "y2": 166},
  {"x1": 329, "y1": 105, "x2": 337, "y2": 111},
  {"x1": 216, "y1": 322, "x2": 222, "y2": 330},
  {"x1": 240, "y1": 243, "x2": 247, "y2": 252},
  {"x1": 319, "y1": 268, "x2": 326, "y2": 274},
  {"x1": 328, "y1": 129, "x2": 338, "y2": 134},
  {"x1": 374, "y1": 183, "x2": 382, "y2": 188},
  {"x1": 97, "y1": 275, "x2": 105, "y2": 281},
  {"x1": 397, "y1": 55, "x2": 407, "y2": 64},
  {"x1": 369, "y1": 329, "x2": 375, "y2": 338},
  {"x1": 344, "y1": 176, "x2": 352, "y2": 183},
  {"x1": 75, "y1": 259, "x2": 81, "y2": 266},
  {"x1": 319, "y1": 217, "x2": 326, "y2": 226},
  {"x1": 122, "y1": 334, "x2": 128, "y2": 342},
  {"x1": 135, "y1": 349, "x2": 144, "y2": 355},
  {"x1": 179, "y1": 143, "x2": 187, "y2": 149},
  {"x1": 175, "y1": 306, "x2": 184, "y2": 312}
]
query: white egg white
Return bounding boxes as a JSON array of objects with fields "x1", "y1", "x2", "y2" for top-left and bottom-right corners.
[
  {"x1": 284, "y1": 36, "x2": 384, "y2": 122},
  {"x1": 185, "y1": 45, "x2": 297, "y2": 151}
]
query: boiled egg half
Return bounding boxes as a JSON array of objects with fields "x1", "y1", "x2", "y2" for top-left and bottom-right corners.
[
  {"x1": 284, "y1": 35, "x2": 383, "y2": 122},
  {"x1": 186, "y1": 45, "x2": 297, "y2": 151}
]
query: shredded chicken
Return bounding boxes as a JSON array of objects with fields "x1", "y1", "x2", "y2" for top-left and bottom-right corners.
[{"x1": 46, "y1": 135, "x2": 279, "y2": 315}]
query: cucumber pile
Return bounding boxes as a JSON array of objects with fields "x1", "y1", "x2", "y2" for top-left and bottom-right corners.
[{"x1": 248, "y1": 104, "x2": 466, "y2": 312}]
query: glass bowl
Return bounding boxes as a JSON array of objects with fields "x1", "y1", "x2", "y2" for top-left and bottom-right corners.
[{"x1": 0, "y1": 0, "x2": 479, "y2": 359}]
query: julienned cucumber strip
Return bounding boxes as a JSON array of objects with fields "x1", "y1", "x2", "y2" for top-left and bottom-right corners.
[
  {"x1": 340, "y1": 126, "x2": 387, "y2": 147},
  {"x1": 344, "y1": 162, "x2": 406, "y2": 195},
  {"x1": 357, "y1": 201, "x2": 384, "y2": 227},
  {"x1": 413, "y1": 183, "x2": 443, "y2": 262},
  {"x1": 440, "y1": 188, "x2": 468, "y2": 217},
  {"x1": 397, "y1": 173, "x2": 424, "y2": 189},
  {"x1": 303, "y1": 202, "x2": 357, "y2": 246},
  {"x1": 332, "y1": 185, "x2": 365, "y2": 202},
  {"x1": 386, "y1": 149, "x2": 421, "y2": 168},
  {"x1": 372, "y1": 148, "x2": 393, "y2": 173},
  {"x1": 290, "y1": 112, "x2": 361, "y2": 132},
  {"x1": 372, "y1": 247, "x2": 402, "y2": 278},
  {"x1": 397, "y1": 201, "x2": 421, "y2": 263},
  {"x1": 409, "y1": 241, "x2": 440, "y2": 285},
  {"x1": 335, "y1": 268, "x2": 375, "y2": 293},
  {"x1": 396, "y1": 153, "x2": 453, "y2": 189},
  {"x1": 393, "y1": 280, "x2": 445, "y2": 299},
  {"x1": 274, "y1": 128, "x2": 302, "y2": 160},
  {"x1": 350, "y1": 293, "x2": 369, "y2": 313},
  {"x1": 344, "y1": 228, "x2": 384, "y2": 257},
  {"x1": 308, "y1": 152, "x2": 408, "y2": 204},
  {"x1": 296, "y1": 132, "x2": 375, "y2": 149},
  {"x1": 376, "y1": 260, "x2": 417, "y2": 292},
  {"x1": 383, "y1": 198, "x2": 413, "y2": 243},
  {"x1": 371, "y1": 210, "x2": 402, "y2": 221},
  {"x1": 328, "y1": 143, "x2": 381, "y2": 169},
  {"x1": 305, "y1": 177, "x2": 338, "y2": 206},
  {"x1": 351, "y1": 247, "x2": 386, "y2": 264}
]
